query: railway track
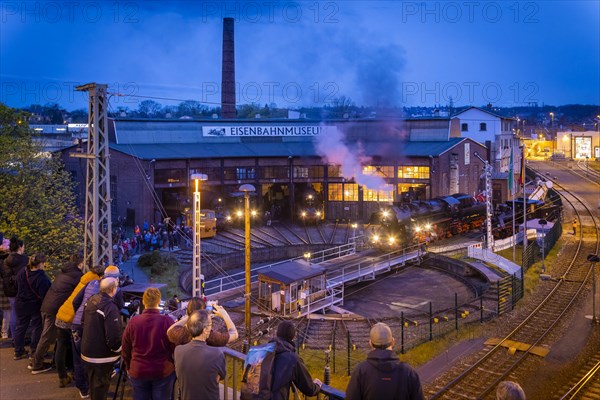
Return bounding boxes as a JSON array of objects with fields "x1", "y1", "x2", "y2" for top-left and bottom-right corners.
[
  {"x1": 557, "y1": 352, "x2": 600, "y2": 400},
  {"x1": 426, "y1": 170, "x2": 599, "y2": 399}
]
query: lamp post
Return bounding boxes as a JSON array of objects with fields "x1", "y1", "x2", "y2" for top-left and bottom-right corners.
[
  {"x1": 538, "y1": 219, "x2": 547, "y2": 273},
  {"x1": 588, "y1": 254, "x2": 600, "y2": 325},
  {"x1": 549, "y1": 112, "x2": 554, "y2": 127},
  {"x1": 191, "y1": 173, "x2": 208, "y2": 299},
  {"x1": 240, "y1": 183, "x2": 256, "y2": 352}
]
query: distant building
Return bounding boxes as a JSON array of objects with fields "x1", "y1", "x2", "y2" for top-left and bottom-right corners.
[
  {"x1": 556, "y1": 130, "x2": 600, "y2": 160},
  {"x1": 57, "y1": 117, "x2": 489, "y2": 227}
]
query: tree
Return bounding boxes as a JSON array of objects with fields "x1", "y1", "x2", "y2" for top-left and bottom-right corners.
[
  {"x1": 0, "y1": 103, "x2": 83, "y2": 273},
  {"x1": 136, "y1": 100, "x2": 163, "y2": 118}
]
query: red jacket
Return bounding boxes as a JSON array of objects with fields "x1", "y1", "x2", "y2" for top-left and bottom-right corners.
[{"x1": 121, "y1": 309, "x2": 175, "y2": 379}]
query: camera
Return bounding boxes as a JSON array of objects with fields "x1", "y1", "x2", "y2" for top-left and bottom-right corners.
[{"x1": 206, "y1": 300, "x2": 218, "y2": 312}]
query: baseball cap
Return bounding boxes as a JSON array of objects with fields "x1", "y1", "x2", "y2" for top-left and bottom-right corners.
[
  {"x1": 370, "y1": 323, "x2": 393, "y2": 347},
  {"x1": 104, "y1": 265, "x2": 120, "y2": 278}
]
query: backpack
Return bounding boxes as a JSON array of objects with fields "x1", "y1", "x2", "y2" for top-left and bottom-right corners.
[{"x1": 240, "y1": 342, "x2": 277, "y2": 400}]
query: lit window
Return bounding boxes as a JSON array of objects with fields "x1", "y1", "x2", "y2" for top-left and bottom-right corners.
[{"x1": 398, "y1": 166, "x2": 430, "y2": 180}]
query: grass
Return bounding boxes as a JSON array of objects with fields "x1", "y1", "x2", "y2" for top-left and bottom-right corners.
[{"x1": 138, "y1": 251, "x2": 182, "y2": 297}]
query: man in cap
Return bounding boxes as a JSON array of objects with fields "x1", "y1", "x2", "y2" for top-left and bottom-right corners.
[
  {"x1": 345, "y1": 322, "x2": 423, "y2": 400},
  {"x1": 268, "y1": 320, "x2": 322, "y2": 400}
]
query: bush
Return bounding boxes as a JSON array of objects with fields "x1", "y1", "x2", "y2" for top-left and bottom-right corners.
[
  {"x1": 138, "y1": 251, "x2": 178, "y2": 276},
  {"x1": 137, "y1": 251, "x2": 161, "y2": 268}
]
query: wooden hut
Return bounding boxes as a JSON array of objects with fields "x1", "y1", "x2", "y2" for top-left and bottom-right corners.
[{"x1": 257, "y1": 260, "x2": 326, "y2": 317}]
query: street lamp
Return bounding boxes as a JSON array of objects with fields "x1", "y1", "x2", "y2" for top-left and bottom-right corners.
[
  {"x1": 538, "y1": 219, "x2": 547, "y2": 273},
  {"x1": 549, "y1": 112, "x2": 554, "y2": 127},
  {"x1": 588, "y1": 254, "x2": 599, "y2": 325},
  {"x1": 239, "y1": 183, "x2": 256, "y2": 352},
  {"x1": 191, "y1": 173, "x2": 208, "y2": 299}
]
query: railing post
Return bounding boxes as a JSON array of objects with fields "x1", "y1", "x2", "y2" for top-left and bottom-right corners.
[
  {"x1": 401, "y1": 312, "x2": 405, "y2": 354},
  {"x1": 429, "y1": 301, "x2": 433, "y2": 341},
  {"x1": 455, "y1": 293, "x2": 458, "y2": 331},
  {"x1": 332, "y1": 336, "x2": 336, "y2": 374},
  {"x1": 481, "y1": 295, "x2": 484, "y2": 323},
  {"x1": 347, "y1": 330, "x2": 351, "y2": 376}
]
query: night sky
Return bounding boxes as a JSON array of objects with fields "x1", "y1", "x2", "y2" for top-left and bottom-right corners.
[{"x1": 1, "y1": 0, "x2": 598, "y2": 110}]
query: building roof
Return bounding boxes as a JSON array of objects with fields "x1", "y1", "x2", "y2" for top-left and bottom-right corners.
[
  {"x1": 258, "y1": 260, "x2": 325, "y2": 285},
  {"x1": 110, "y1": 141, "x2": 317, "y2": 159},
  {"x1": 451, "y1": 106, "x2": 515, "y2": 120},
  {"x1": 110, "y1": 138, "x2": 482, "y2": 160},
  {"x1": 402, "y1": 138, "x2": 468, "y2": 157}
]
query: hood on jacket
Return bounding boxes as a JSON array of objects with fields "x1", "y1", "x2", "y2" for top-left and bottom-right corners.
[
  {"x1": 272, "y1": 336, "x2": 295, "y2": 355},
  {"x1": 366, "y1": 349, "x2": 401, "y2": 373}
]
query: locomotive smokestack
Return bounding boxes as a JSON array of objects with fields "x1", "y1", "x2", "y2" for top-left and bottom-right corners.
[{"x1": 221, "y1": 17, "x2": 236, "y2": 119}]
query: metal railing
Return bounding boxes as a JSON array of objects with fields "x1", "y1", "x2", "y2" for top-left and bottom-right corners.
[
  {"x1": 204, "y1": 241, "x2": 358, "y2": 296},
  {"x1": 221, "y1": 347, "x2": 346, "y2": 400}
]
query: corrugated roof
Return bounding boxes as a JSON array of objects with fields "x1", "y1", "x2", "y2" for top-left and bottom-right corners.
[
  {"x1": 110, "y1": 142, "x2": 317, "y2": 159},
  {"x1": 110, "y1": 138, "x2": 480, "y2": 160},
  {"x1": 258, "y1": 260, "x2": 325, "y2": 285},
  {"x1": 402, "y1": 138, "x2": 466, "y2": 156}
]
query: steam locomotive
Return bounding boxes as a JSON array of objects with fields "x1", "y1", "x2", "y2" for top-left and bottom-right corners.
[{"x1": 366, "y1": 193, "x2": 487, "y2": 248}]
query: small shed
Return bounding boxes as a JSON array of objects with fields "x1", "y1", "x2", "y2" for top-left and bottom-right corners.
[{"x1": 257, "y1": 260, "x2": 326, "y2": 316}]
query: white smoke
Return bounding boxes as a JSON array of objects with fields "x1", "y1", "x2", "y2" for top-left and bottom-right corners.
[{"x1": 314, "y1": 125, "x2": 388, "y2": 190}]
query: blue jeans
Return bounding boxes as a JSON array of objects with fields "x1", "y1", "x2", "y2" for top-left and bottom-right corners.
[
  {"x1": 71, "y1": 326, "x2": 89, "y2": 394},
  {"x1": 129, "y1": 372, "x2": 176, "y2": 400}
]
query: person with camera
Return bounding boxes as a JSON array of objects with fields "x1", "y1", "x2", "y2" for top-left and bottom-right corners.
[
  {"x1": 174, "y1": 309, "x2": 226, "y2": 400},
  {"x1": 167, "y1": 298, "x2": 238, "y2": 347},
  {"x1": 80, "y1": 277, "x2": 123, "y2": 400},
  {"x1": 121, "y1": 288, "x2": 176, "y2": 400}
]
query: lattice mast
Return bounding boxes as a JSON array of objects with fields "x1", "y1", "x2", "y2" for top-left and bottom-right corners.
[
  {"x1": 74, "y1": 83, "x2": 113, "y2": 270},
  {"x1": 474, "y1": 151, "x2": 494, "y2": 249}
]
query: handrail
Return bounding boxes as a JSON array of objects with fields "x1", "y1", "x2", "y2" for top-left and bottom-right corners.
[
  {"x1": 204, "y1": 241, "x2": 359, "y2": 296},
  {"x1": 222, "y1": 347, "x2": 346, "y2": 399}
]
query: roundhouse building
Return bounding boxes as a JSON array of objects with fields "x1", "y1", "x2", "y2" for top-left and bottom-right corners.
[{"x1": 58, "y1": 117, "x2": 487, "y2": 227}]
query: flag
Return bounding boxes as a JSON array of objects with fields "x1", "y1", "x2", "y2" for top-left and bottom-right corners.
[
  {"x1": 518, "y1": 146, "x2": 526, "y2": 186},
  {"x1": 508, "y1": 146, "x2": 514, "y2": 196}
]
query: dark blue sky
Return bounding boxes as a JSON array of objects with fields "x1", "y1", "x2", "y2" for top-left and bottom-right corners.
[{"x1": 1, "y1": 1, "x2": 598, "y2": 111}]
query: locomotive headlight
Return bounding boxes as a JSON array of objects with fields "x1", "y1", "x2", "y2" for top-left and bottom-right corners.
[
  {"x1": 415, "y1": 226, "x2": 421, "y2": 233},
  {"x1": 308, "y1": 195, "x2": 313, "y2": 200},
  {"x1": 301, "y1": 211, "x2": 306, "y2": 218},
  {"x1": 226, "y1": 215, "x2": 232, "y2": 221},
  {"x1": 372, "y1": 235, "x2": 380, "y2": 243},
  {"x1": 236, "y1": 210, "x2": 243, "y2": 218},
  {"x1": 425, "y1": 224, "x2": 431, "y2": 230},
  {"x1": 382, "y1": 210, "x2": 389, "y2": 219},
  {"x1": 251, "y1": 210, "x2": 257, "y2": 217},
  {"x1": 388, "y1": 236, "x2": 396, "y2": 245},
  {"x1": 316, "y1": 211, "x2": 321, "y2": 217}
]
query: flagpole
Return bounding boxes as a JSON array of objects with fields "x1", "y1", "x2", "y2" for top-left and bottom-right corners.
[
  {"x1": 511, "y1": 146, "x2": 516, "y2": 262},
  {"x1": 522, "y1": 145, "x2": 527, "y2": 274}
]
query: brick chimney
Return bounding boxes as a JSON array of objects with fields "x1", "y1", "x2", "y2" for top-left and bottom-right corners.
[{"x1": 221, "y1": 18, "x2": 236, "y2": 118}]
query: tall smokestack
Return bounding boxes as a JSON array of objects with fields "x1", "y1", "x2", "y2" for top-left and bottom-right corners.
[{"x1": 221, "y1": 17, "x2": 236, "y2": 119}]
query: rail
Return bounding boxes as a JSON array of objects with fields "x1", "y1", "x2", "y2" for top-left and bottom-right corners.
[
  {"x1": 221, "y1": 347, "x2": 346, "y2": 400},
  {"x1": 429, "y1": 166, "x2": 599, "y2": 399}
]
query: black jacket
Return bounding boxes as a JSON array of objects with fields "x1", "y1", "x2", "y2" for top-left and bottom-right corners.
[
  {"x1": 15, "y1": 268, "x2": 51, "y2": 312},
  {"x1": 81, "y1": 292, "x2": 122, "y2": 364},
  {"x1": 345, "y1": 349, "x2": 424, "y2": 400},
  {"x1": 270, "y1": 337, "x2": 320, "y2": 400},
  {"x1": 1, "y1": 252, "x2": 28, "y2": 297},
  {"x1": 40, "y1": 262, "x2": 83, "y2": 315}
]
